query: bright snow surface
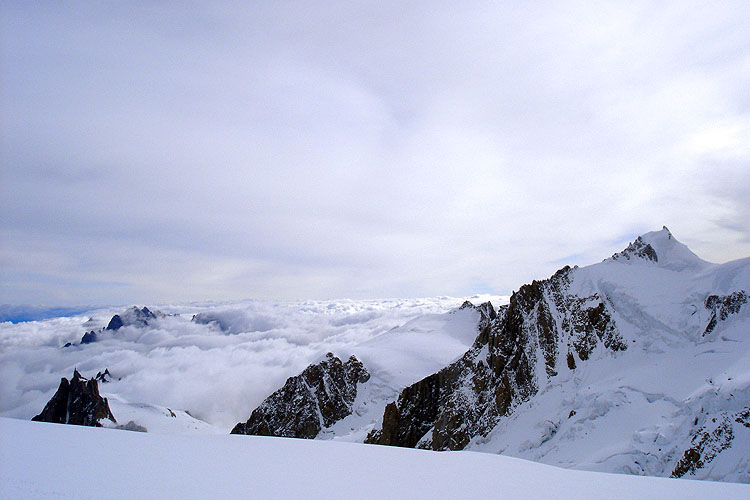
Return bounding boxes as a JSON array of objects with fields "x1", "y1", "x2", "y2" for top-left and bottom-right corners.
[{"x1": 1, "y1": 417, "x2": 747, "y2": 500}]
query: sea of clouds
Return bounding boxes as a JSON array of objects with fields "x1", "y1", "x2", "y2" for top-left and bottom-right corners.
[{"x1": 0, "y1": 296, "x2": 500, "y2": 430}]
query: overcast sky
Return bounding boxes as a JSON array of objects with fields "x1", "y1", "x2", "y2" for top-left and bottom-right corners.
[{"x1": 2, "y1": 1, "x2": 749, "y2": 306}]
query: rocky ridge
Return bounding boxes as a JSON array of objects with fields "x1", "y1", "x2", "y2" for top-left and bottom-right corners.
[
  {"x1": 357, "y1": 228, "x2": 750, "y2": 482},
  {"x1": 231, "y1": 353, "x2": 370, "y2": 438},
  {"x1": 703, "y1": 291, "x2": 748, "y2": 336},
  {"x1": 106, "y1": 306, "x2": 159, "y2": 331},
  {"x1": 32, "y1": 369, "x2": 116, "y2": 426},
  {"x1": 611, "y1": 235, "x2": 659, "y2": 263},
  {"x1": 72, "y1": 306, "x2": 161, "y2": 346},
  {"x1": 365, "y1": 265, "x2": 627, "y2": 450}
]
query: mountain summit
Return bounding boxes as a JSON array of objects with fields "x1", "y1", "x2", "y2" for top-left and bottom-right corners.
[{"x1": 609, "y1": 226, "x2": 710, "y2": 271}]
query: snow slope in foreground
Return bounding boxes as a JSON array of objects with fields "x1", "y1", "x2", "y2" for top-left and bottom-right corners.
[{"x1": 1, "y1": 418, "x2": 748, "y2": 500}]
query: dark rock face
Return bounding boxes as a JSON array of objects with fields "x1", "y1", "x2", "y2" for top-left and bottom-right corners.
[
  {"x1": 32, "y1": 369, "x2": 116, "y2": 427},
  {"x1": 566, "y1": 352, "x2": 576, "y2": 370},
  {"x1": 366, "y1": 265, "x2": 626, "y2": 451},
  {"x1": 106, "y1": 315, "x2": 124, "y2": 331},
  {"x1": 610, "y1": 236, "x2": 658, "y2": 263},
  {"x1": 703, "y1": 291, "x2": 747, "y2": 336},
  {"x1": 231, "y1": 353, "x2": 370, "y2": 438},
  {"x1": 672, "y1": 407, "x2": 750, "y2": 478},
  {"x1": 106, "y1": 306, "x2": 157, "y2": 331},
  {"x1": 80, "y1": 331, "x2": 98, "y2": 344}
]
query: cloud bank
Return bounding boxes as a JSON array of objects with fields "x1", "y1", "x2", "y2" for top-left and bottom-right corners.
[
  {"x1": 1, "y1": 1, "x2": 749, "y2": 305},
  {"x1": 0, "y1": 297, "x2": 495, "y2": 429}
]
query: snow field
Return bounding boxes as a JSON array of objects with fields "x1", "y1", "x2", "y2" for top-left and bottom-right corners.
[{"x1": 2, "y1": 417, "x2": 748, "y2": 500}]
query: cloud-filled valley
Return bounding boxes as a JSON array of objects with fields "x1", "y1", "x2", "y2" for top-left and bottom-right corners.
[{"x1": 0, "y1": 296, "x2": 500, "y2": 430}]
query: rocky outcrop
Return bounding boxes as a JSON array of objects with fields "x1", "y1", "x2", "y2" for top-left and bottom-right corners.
[
  {"x1": 460, "y1": 300, "x2": 498, "y2": 329},
  {"x1": 703, "y1": 291, "x2": 747, "y2": 336},
  {"x1": 32, "y1": 369, "x2": 116, "y2": 426},
  {"x1": 75, "y1": 306, "x2": 161, "y2": 345},
  {"x1": 610, "y1": 236, "x2": 658, "y2": 263},
  {"x1": 231, "y1": 353, "x2": 370, "y2": 438},
  {"x1": 95, "y1": 369, "x2": 112, "y2": 383},
  {"x1": 366, "y1": 265, "x2": 626, "y2": 450},
  {"x1": 671, "y1": 407, "x2": 750, "y2": 478},
  {"x1": 106, "y1": 306, "x2": 158, "y2": 331},
  {"x1": 116, "y1": 420, "x2": 147, "y2": 432},
  {"x1": 80, "y1": 330, "x2": 98, "y2": 344}
]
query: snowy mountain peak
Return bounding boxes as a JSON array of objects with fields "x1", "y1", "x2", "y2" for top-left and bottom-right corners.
[{"x1": 609, "y1": 227, "x2": 710, "y2": 271}]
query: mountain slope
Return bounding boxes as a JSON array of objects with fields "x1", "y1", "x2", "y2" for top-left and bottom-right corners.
[
  {"x1": 362, "y1": 227, "x2": 750, "y2": 482},
  {"x1": 231, "y1": 307, "x2": 490, "y2": 442},
  {"x1": 231, "y1": 353, "x2": 370, "y2": 438}
]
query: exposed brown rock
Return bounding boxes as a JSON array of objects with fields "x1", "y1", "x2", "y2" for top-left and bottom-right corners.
[
  {"x1": 566, "y1": 352, "x2": 576, "y2": 370},
  {"x1": 671, "y1": 409, "x2": 748, "y2": 478},
  {"x1": 703, "y1": 291, "x2": 747, "y2": 336},
  {"x1": 32, "y1": 369, "x2": 116, "y2": 427},
  {"x1": 232, "y1": 353, "x2": 370, "y2": 439}
]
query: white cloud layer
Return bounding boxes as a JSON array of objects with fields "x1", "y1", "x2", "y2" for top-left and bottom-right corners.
[
  {"x1": 0, "y1": 297, "x2": 495, "y2": 429},
  {"x1": 1, "y1": 1, "x2": 749, "y2": 305}
]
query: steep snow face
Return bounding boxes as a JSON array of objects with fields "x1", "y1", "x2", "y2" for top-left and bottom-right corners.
[
  {"x1": 3, "y1": 418, "x2": 748, "y2": 500},
  {"x1": 364, "y1": 266, "x2": 628, "y2": 451},
  {"x1": 574, "y1": 229, "x2": 747, "y2": 346},
  {"x1": 352, "y1": 307, "x2": 484, "y2": 388},
  {"x1": 515, "y1": 240, "x2": 750, "y2": 482},
  {"x1": 468, "y1": 314, "x2": 750, "y2": 482}
]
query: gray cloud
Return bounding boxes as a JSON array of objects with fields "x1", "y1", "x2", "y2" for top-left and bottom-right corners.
[{"x1": 1, "y1": 1, "x2": 749, "y2": 305}]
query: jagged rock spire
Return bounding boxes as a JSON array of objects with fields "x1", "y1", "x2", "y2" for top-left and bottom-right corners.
[
  {"x1": 32, "y1": 369, "x2": 116, "y2": 426},
  {"x1": 231, "y1": 353, "x2": 370, "y2": 439}
]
